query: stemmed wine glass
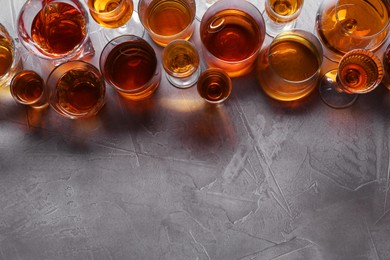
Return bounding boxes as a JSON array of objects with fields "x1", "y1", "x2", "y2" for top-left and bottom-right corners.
[
  {"x1": 85, "y1": 0, "x2": 144, "y2": 40},
  {"x1": 319, "y1": 49, "x2": 383, "y2": 109},
  {"x1": 315, "y1": 0, "x2": 390, "y2": 62}
]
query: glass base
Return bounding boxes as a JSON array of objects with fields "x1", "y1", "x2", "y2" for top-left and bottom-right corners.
[
  {"x1": 319, "y1": 70, "x2": 358, "y2": 109},
  {"x1": 103, "y1": 12, "x2": 145, "y2": 41},
  {"x1": 166, "y1": 67, "x2": 201, "y2": 89}
]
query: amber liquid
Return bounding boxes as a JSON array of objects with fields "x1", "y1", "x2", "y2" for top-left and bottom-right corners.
[
  {"x1": 266, "y1": 0, "x2": 303, "y2": 22},
  {"x1": 103, "y1": 41, "x2": 157, "y2": 94},
  {"x1": 316, "y1": 0, "x2": 390, "y2": 55},
  {"x1": 197, "y1": 70, "x2": 231, "y2": 103},
  {"x1": 56, "y1": 69, "x2": 103, "y2": 115},
  {"x1": 31, "y1": 2, "x2": 86, "y2": 56},
  {"x1": 201, "y1": 10, "x2": 261, "y2": 62},
  {"x1": 144, "y1": 0, "x2": 194, "y2": 45},
  {"x1": 88, "y1": 0, "x2": 133, "y2": 28},
  {"x1": 269, "y1": 38, "x2": 320, "y2": 81},
  {"x1": 11, "y1": 71, "x2": 44, "y2": 104},
  {"x1": 0, "y1": 37, "x2": 13, "y2": 77},
  {"x1": 163, "y1": 41, "x2": 199, "y2": 77},
  {"x1": 338, "y1": 51, "x2": 381, "y2": 93}
]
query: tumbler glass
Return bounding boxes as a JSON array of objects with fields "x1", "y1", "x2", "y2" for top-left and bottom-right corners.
[
  {"x1": 256, "y1": 29, "x2": 323, "y2": 102},
  {"x1": 138, "y1": 0, "x2": 196, "y2": 46},
  {"x1": 162, "y1": 39, "x2": 200, "y2": 88},
  {"x1": 100, "y1": 35, "x2": 161, "y2": 100},
  {"x1": 200, "y1": 0, "x2": 266, "y2": 77},
  {"x1": 197, "y1": 68, "x2": 232, "y2": 104},
  {"x1": 47, "y1": 61, "x2": 106, "y2": 119},
  {"x1": 17, "y1": 0, "x2": 94, "y2": 62}
]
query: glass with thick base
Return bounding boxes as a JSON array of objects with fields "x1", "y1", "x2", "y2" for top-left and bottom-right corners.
[
  {"x1": 197, "y1": 68, "x2": 232, "y2": 104},
  {"x1": 319, "y1": 49, "x2": 383, "y2": 109},
  {"x1": 162, "y1": 40, "x2": 200, "y2": 89},
  {"x1": 263, "y1": 0, "x2": 304, "y2": 37},
  {"x1": 47, "y1": 61, "x2": 106, "y2": 119},
  {"x1": 17, "y1": 0, "x2": 94, "y2": 63},
  {"x1": 85, "y1": 0, "x2": 144, "y2": 40}
]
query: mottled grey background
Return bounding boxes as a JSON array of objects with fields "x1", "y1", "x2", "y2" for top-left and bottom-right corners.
[{"x1": 1, "y1": 0, "x2": 390, "y2": 259}]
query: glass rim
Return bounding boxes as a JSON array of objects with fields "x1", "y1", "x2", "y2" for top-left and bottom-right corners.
[
  {"x1": 138, "y1": 0, "x2": 196, "y2": 39},
  {"x1": 100, "y1": 34, "x2": 160, "y2": 95},
  {"x1": 47, "y1": 60, "x2": 105, "y2": 119},
  {"x1": 264, "y1": 0, "x2": 304, "y2": 21},
  {"x1": 17, "y1": 0, "x2": 91, "y2": 61},
  {"x1": 10, "y1": 70, "x2": 45, "y2": 105},
  {"x1": 335, "y1": 0, "x2": 390, "y2": 39},
  {"x1": 266, "y1": 29, "x2": 323, "y2": 84}
]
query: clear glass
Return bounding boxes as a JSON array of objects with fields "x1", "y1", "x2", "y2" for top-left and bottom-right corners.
[
  {"x1": 17, "y1": 0, "x2": 94, "y2": 62},
  {"x1": 10, "y1": 70, "x2": 48, "y2": 109},
  {"x1": 316, "y1": 0, "x2": 390, "y2": 62},
  {"x1": 196, "y1": 0, "x2": 219, "y2": 21},
  {"x1": 263, "y1": 0, "x2": 304, "y2": 37},
  {"x1": 197, "y1": 68, "x2": 232, "y2": 104},
  {"x1": 138, "y1": 0, "x2": 196, "y2": 46},
  {"x1": 85, "y1": 0, "x2": 144, "y2": 40},
  {"x1": 319, "y1": 49, "x2": 383, "y2": 109},
  {"x1": 162, "y1": 40, "x2": 200, "y2": 89},
  {"x1": 47, "y1": 61, "x2": 106, "y2": 119},
  {"x1": 199, "y1": 0, "x2": 266, "y2": 77},
  {"x1": 256, "y1": 29, "x2": 323, "y2": 102},
  {"x1": 0, "y1": 22, "x2": 22, "y2": 88},
  {"x1": 100, "y1": 35, "x2": 161, "y2": 100}
]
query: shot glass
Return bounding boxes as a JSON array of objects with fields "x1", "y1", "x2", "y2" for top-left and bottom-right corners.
[
  {"x1": 17, "y1": 0, "x2": 94, "y2": 62},
  {"x1": 0, "y1": 22, "x2": 22, "y2": 88},
  {"x1": 200, "y1": 0, "x2": 266, "y2": 77},
  {"x1": 162, "y1": 40, "x2": 201, "y2": 88},
  {"x1": 100, "y1": 35, "x2": 161, "y2": 100},
  {"x1": 138, "y1": 0, "x2": 196, "y2": 46},
  {"x1": 197, "y1": 68, "x2": 232, "y2": 104},
  {"x1": 47, "y1": 61, "x2": 106, "y2": 119},
  {"x1": 256, "y1": 29, "x2": 323, "y2": 102},
  {"x1": 263, "y1": 0, "x2": 304, "y2": 37},
  {"x1": 10, "y1": 70, "x2": 47, "y2": 108}
]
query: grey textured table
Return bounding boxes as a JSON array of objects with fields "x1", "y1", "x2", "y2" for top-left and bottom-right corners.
[{"x1": 1, "y1": 0, "x2": 390, "y2": 259}]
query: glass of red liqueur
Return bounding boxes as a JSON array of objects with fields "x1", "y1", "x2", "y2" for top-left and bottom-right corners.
[
  {"x1": 100, "y1": 35, "x2": 161, "y2": 100},
  {"x1": 17, "y1": 0, "x2": 94, "y2": 62}
]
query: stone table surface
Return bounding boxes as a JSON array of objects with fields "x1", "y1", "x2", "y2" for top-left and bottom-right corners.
[{"x1": 1, "y1": 0, "x2": 390, "y2": 259}]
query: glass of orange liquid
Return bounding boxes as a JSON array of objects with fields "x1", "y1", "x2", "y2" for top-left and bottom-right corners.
[
  {"x1": 319, "y1": 49, "x2": 383, "y2": 109},
  {"x1": 197, "y1": 68, "x2": 232, "y2": 104},
  {"x1": 0, "y1": 22, "x2": 22, "y2": 88},
  {"x1": 100, "y1": 35, "x2": 161, "y2": 100},
  {"x1": 85, "y1": 0, "x2": 144, "y2": 40},
  {"x1": 10, "y1": 70, "x2": 48, "y2": 109},
  {"x1": 47, "y1": 61, "x2": 106, "y2": 119},
  {"x1": 256, "y1": 29, "x2": 323, "y2": 102},
  {"x1": 316, "y1": 0, "x2": 390, "y2": 62},
  {"x1": 17, "y1": 0, "x2": 94, "y2": 62},
  {"x1": 263, "y1": 0, "x2": 304, "y2": 37},
  {"x1": 138, "y1": 0, "x2": 196, "y2": 46},
  {"x1": 199, "y1": 0, "x2": 266, "y2": 77}
]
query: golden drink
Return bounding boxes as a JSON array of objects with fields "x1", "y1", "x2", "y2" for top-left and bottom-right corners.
[
  {"x1": 31, "y1": 2, "x2": 87, "y2": 56},
  {"x1": 87, "y1": 0, "x2": 133, "y2": 28},
  {"x1": 316, "y1": 0, "x2": 390, "y2": 56},
  {"x1": 257, "y1": 30, "x2": 323, "y2": 102},
  {"x1": 338, "y1": 50, "x2": 383, "y2": 94},
  {"x1": 11, "y1": 71, "x2": 45, "y2": 107},
  {"x1": 139, "y1": 0, "x2": 195, "y2": 46},
  {"x1": 163, "y1": 41, "x2": 199, "y2": 78},
  {"x1": 0, "y1": 36, "x2": 13, "y2": 77},
  {"x1": 266, "y1": 0, "x2": 303, "y2": 23},
  {"x1": 197, "y1": 68, "x2": 232, "y2": 103}
]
